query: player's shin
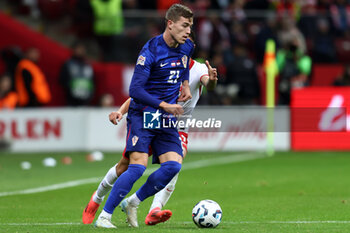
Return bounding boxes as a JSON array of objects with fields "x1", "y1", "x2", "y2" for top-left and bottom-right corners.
[
  {"x1": 149, "y1": 173, "x2": 179, "y2": 212},
  {"x1": 135, "y1": 161, "x2": 181, "y2": 203},
  {"x1": 103, "y1": 164, "x2": 146, "y2": 214},
  {"x1": 94, "y1": 164, "x2": 119, "y2": 204}
]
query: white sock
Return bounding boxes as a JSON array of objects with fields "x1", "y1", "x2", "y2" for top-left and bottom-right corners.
[
  {"x1": 99, "y1": 210, "x2": 112, "y2": 220},
  {"x1": 128, "y1": 193, "x2": 141, "y2": 207},
  {"x1": 93, "y1": 164, "x2": 118, "y2": 204},
  {"x1": 149, "y1": 173, "x2": 179, "y2": 212}
]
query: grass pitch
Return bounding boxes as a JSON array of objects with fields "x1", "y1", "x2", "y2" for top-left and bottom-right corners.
[{"x1": 1, "y1": 151, "x2": 350, "y2": 233}]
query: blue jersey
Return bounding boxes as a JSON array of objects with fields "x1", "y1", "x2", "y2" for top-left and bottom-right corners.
[{"x1": 129, "y1": 34, "x2": 194, "y2": 112}]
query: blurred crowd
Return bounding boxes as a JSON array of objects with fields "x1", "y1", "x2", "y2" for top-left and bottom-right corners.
[{"x1": 1, "y1": 0, "x2": 350, "y2": 110}]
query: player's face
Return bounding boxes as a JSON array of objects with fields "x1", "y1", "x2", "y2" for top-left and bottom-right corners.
[{"x1": 169, "y1": 16, "x2": 193, "y2": 44}]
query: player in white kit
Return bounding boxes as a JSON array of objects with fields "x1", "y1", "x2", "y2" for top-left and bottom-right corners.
[{"x1": 82, "y1": 58, "x2": 218, "y2": 226}]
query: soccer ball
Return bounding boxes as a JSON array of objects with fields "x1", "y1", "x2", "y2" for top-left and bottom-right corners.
[{"x1": 192, "y1": 200, "x2": 222, "y2": 228}]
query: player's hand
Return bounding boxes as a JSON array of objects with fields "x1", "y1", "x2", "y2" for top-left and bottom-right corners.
[
  {"x1": 205, "y1": 60, "x2": 218, "y2": 82},
  {"x1": 159, "y1": 102, "x2": 184, "y2": 116},
  {"x1": 109, "y1": 111, "x2": 123, "y2": 125},
  {"x1": 178, "y1": 81, "x2": 192, "y2": 102}
]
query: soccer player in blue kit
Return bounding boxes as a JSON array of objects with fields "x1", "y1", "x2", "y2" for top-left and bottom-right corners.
[{"x1": 94, "y1": 4, "x2": 194, "y2": 228}]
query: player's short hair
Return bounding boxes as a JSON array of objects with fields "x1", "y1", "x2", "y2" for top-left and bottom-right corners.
[{"x1": 165, "y1": 4, "x2": 193, "y2": 22}]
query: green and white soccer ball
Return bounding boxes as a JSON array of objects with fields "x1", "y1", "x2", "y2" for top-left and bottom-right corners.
[{"x1": 192, "y1": 200, "x2": 222, "y2": 228}]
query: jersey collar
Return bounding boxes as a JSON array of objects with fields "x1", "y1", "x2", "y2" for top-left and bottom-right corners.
[{"x1": 189, "y1": 58, "x2": 195, "y2": 69}]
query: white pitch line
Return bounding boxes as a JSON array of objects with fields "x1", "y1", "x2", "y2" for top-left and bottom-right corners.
[
  {"x1": 261, "y1": 221, "x2": 350, "y2": 224},
  {"x1": 0, "y1": 177, "x2": 102, "y2": 197},
  {"x1": 0, "y1": 222, "x2": 82, "y2": 226},
  {"x1": 182, "y1": 152, "x2": 265, "y2": 171},
  {"x1": 181, "y1": 220, "x2": 350, "y2": 225},
  {"x1": 0, "y1": 152, "x2": 265, "y2": 198},
  {"x1": 3, "y1": 220, "x2": 350, "y2": 226}
]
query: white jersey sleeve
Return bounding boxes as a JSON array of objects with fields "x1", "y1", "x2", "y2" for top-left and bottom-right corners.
[{"x1": 178, "y1": 60, "x2": 209, "y2": 132}]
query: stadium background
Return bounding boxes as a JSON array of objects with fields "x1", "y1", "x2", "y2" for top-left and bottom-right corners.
[
  {"x1": 1, "y1": 0, "x2": 349, "y2": 151},
  {"x1": 1, "y1": 1, "x2": 350, "y2": 232}
]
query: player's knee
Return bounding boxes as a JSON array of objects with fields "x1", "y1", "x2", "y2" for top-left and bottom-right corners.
[
  {"x1": 127, "y1": 164, "x2": 146, "y2": 182},
  {"x1": 161, "y1": 161, "x2": 182, "y2": 177},
  {"x1": 116, "y1": 163, "x2": 128, "y2": 176}
]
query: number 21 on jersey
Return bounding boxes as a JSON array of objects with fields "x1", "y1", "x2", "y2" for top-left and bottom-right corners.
[{"x1": 168, "y1": 70, "x2": 180, "y2": 84}]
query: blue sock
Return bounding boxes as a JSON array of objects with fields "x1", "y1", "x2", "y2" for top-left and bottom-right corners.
[
  {"x1": 103, "y1": 164, "x2": 145, "y2": 214},
  {"x1": 136, "y1": 161, "x2": 181, "y2": 201}
]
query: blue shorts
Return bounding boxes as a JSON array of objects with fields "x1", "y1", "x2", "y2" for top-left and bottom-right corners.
[{"x1": 125, "y1": 112, "x2": 183, "y2": 164}]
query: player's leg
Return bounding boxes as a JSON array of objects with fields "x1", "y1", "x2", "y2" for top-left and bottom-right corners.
[
  {"x1": 121, "y1": 129, "x2": 183, "y2": 227},
  {"x1": 116, "y1": 156, "x2": 130, "y2": 176},
  {"x1": 84, "y1": 146, "x2": 152, "y2": 224},
  {"x1": 125, "y1": 130, "x2": 183, "y2": 226},
  {"x1": 82, "y1": 164, "x2": 118, "y2": 225},
  {"x1": 146, "y1": 132, "x2": 188, "y2": 225},
  {"x1": 125, "y1": 151, "x2": 182, "y2": 225},
  {"x1": 149, "y1": 173, "x2": 179, "y2": 212},
  {"x1": 145, "y1": 172, "x2": 178, "y2": 225},
  {"x1": 82, "y1": 156, "x2": 129, "y2": 224},
  {"x1": 95, "y1": 115, "x2": 153, "y2": 228},
  {"x1": 96, "y1": 156, "x2": 129, "y2": 203},
  {"x1": 96, "y1": 152, "x2": 148, "y2": 228}
]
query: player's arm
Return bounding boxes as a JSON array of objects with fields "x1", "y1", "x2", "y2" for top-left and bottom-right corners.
[
  {"x1": 129, "y1": 72, "x2": 163, "y2": 108},
  {"x1": 178, "y1": 58, "x2": 192, "y2": 102},
  {"x1": 178, "y1": 39, "x2": 195, "y2": 101},
  {"x1": 109, "y1": 97, "x2": 131, "y2": 125},
  {"x1": 200, "y1": 60, "x2": 218, "y2": 91},
  {"x1": 129, "y1": 51, "x2": 165, "y2": 109},
  {"x1": 130, "y1": 52, "x2": 184, "y2": 115},
  {"x1": 130, "y1": 71, "x2": 184, "y2": 115},
  {"x1": 130, "y1": 66, "x2": 183, "y2": 115},
  {"x1": 178, "y1": 80, "x2": 192, "y2": 102},
  {"x1": 159, "y1": 101, "x2": 184, "y2": 116}
]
